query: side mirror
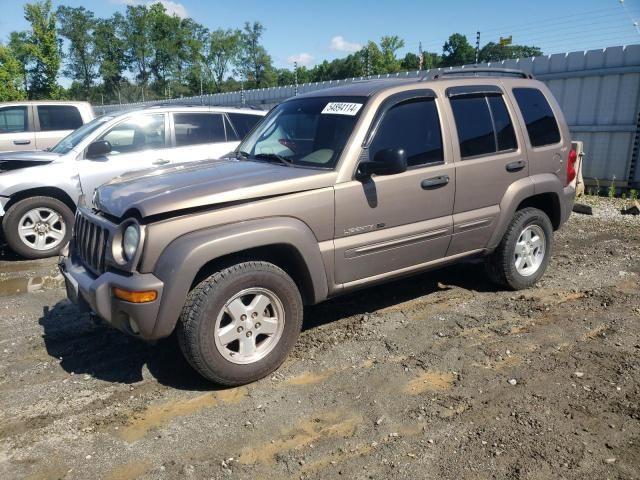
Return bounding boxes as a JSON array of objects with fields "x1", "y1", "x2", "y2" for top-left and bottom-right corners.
[
  {"x1": 86, "y1": 140, "x2": 112, "y2": 159},
  {"x1": 358, "y1": 148, "x2": 407, "y2": 177}
]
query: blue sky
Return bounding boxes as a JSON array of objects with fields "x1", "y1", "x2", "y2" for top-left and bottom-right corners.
[{"x1": 2, "y1": 0, "x2": 640, "y2": 71}]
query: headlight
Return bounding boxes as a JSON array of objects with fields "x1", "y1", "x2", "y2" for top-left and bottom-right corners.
[{"x1": 122, "y1": 224, "x2": 140, "y2": 261}]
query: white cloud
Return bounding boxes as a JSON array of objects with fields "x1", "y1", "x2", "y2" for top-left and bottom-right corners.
[
  {"x1": 287, "y1": 53, "x2": 314, "y2": 66},
  {"x1": 330, "y1": 35, "x2": 361, "y2": 53},
  {"x1": 112, "y1": 0, "x2": 189, "y2": 18}
]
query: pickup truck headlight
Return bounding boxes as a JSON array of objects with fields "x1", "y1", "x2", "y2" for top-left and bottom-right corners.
[{"x1": 122, "y1": 224, "x2": 140, "y2": 261}]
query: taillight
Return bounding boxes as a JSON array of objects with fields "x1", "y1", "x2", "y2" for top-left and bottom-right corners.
[{"x1": 566, "y1": 148, "x2": 577, "y2": 186}]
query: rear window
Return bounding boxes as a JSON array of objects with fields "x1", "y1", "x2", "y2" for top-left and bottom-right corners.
[
  {"x1": 450, "y1": 94, "x2": 517, "y2": 159},
  {"x1": 174, "y1": 113, "x2": 226, "y2": 146},
  {"x1": 512, "y1": 88, "x2": 561, "y2": 147},
  {"x1": 37, "y1": 105, "x2": 83, "y2": 131},
  {"x1": 0, "y1": 106, "x2": 28, "y2": 133},
  {"x1": 227, "y1": 113, "x2": 262, "y2": 139}
]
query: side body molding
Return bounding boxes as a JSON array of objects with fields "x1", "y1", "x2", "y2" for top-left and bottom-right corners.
[{"x1": 150, "y1": 217, "x2": 329, "y2": 338}]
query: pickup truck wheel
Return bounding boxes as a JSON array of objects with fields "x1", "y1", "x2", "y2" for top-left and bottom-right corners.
[
  {"x1": 2, "y1": 196, "x2": 74, "y2": 259},
  {"x1": 177, "y1": 261, "x2": 303, "y2": 386},
  {"x1": 485, "y1": 207, "x2": 553, "y2": 290}
]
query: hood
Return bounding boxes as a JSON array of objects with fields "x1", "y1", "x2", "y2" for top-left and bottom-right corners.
[
  {"x1": 0, "y1": 150, "x2": 63, "y2": 172},
  {"x1": 95, "y1": 159, "x2": 337, "y2": 219}
]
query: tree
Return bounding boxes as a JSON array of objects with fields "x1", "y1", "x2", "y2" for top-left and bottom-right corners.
[
  {"x1": 478, "y1": 42, "x2": 543, "y2": 62},
  {"x1": 94, "y1": 13, "x2": 129, "y2": 101},
  {"x1": 238, "y1": 21, "x2": 274, "y2": 88},
  {"x1": 207, "y1": 28, "x2": 241, "y2": 92},
  {"x1": 0, "y1": 45, "x2": 27, "y2": 100},
  {"x1": 8, "y1": 31, "x2": 31, "y2": 92},
  {"x1": 379, "y1": 35, "x2": 405, "y2": 73},
  {"x1": 124, "y1": 4, "x2": 153, "y2": 86},
  {"x1": 56, "y1": 6, "x2": 97, "y2": 98},
  {"x1": 23, "y1": 0, "x2": 62, "y2": 99},
  {"x1": 441, "y1": 33, "x2": 475, "y2": 67}
]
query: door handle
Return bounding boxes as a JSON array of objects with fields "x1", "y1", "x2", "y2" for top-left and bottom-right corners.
[
  {"x1": 506, "y1": 160, "x2": 526, "y2": 172},
  {"x1": 153, "y1": 159, "x2": 170, "y2": 165},
  {"x1": 13, "y1": 139, "x2": 31, "y2": 145},
  {"x1": 421, "y1": 175, "x2": 450, "y2": 190}
]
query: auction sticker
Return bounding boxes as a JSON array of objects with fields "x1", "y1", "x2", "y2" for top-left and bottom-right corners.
[{"x1": 321, "y1": 102, "x2": 363, "y2": 116}]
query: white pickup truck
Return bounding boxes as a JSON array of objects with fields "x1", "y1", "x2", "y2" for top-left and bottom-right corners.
[{"x1": 0, "y1": 101, "x2": 95, "y2": 152}]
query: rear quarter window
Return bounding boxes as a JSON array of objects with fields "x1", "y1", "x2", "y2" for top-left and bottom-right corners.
[
  {"x1": 512, "y1": 88, "x2": 561, "y2": 147},
  {"x1": 37, "y1": 105, "x2": 83, "y2": 131},
  {"x1": 227, "y1": 113, "x2": 262, "y2": 139}
]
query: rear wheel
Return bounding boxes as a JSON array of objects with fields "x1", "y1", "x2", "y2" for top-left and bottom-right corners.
[
  {"x1": 486, "y1": 207, "x2": 553, "y2": 290},
  {"x1": 2, "y1": 196, "x2": 74, "y2": 259},
  {"x1": 177, "y1": 261, "x2": 303, "y2": 386}
]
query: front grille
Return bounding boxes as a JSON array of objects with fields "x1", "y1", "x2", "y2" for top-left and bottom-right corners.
[{"x1": 74, "y1": 213, "x2": 110, "y2": 274}]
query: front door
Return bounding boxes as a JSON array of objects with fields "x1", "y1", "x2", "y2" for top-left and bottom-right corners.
[
  {"x1": 334, "y1": 94, "x2": 455, "y2": 285},
  {"x1": 77, "y1": 113, "x2": 168, "y2": 196}
]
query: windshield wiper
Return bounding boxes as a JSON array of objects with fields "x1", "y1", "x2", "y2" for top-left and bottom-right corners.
[
  {"x1": 236, "y1": 150, "x2": 250, "y2": 159},
  {"x1": 252, "y1": 153, "x2": 294, "y2": 167}
]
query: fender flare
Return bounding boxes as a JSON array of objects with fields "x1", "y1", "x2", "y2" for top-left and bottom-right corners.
[
  {"x1": 151, "y1": 217, "x2": 329, "y2": 338},
  {"x1": 487, "y1": 174, "x2": 563, "y2": 250}
]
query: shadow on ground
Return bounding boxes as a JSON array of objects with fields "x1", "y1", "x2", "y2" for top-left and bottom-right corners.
[{"x1": 39, "y1": 259, "x2": 497, "y2": 390}]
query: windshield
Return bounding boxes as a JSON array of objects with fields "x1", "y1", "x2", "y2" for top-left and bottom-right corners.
[
  {"x1": 50, "y1": 116, "x2": 114, "y2": 154},
  {"x1": 236, "y1": 96, "x2": 367, "y2": 169}
]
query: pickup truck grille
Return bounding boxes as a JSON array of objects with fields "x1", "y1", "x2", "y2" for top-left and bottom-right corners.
[{"x1": 74, "y1": 213, "x2": 110, "y2": 275}]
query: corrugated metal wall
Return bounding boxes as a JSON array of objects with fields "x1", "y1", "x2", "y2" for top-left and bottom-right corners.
[{"x1": 98, "y1": 44, "x2": 640, "y2": 187}]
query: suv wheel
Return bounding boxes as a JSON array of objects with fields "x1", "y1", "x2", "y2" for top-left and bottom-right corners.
[
  {"x1": 485, "y1": 207, "x2": 553, "y2": 290},
  {"x1": 177, "y1": 261, "x2": 303, "y2": 386},
  {"x1": 2, "y1": 196, "x2": 74, "y2": 259}
]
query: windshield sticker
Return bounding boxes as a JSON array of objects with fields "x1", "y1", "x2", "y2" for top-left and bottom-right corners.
[{"x1": 321, "y1": 102, "x2": 363, "y2": 116}]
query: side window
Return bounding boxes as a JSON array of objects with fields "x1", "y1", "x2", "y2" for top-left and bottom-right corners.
[
  {"x1": 37, "y1": 105, "x2": 83, "y2": 131},
  {"x1": 174, "y1": 113, "x2": 225, "y2": 147},
  {"x1": 0, "y1": 106, "x2": 28, "y2": 133},
  {"x1": 512, "y1": 88, "x2": 561, "y2": 147},
  {"x1": 369, "y1": 97, "x2": 444, "y2": 167},
  {"x1": 101, "y1": 114, "x2": 165, "y2": 155},
  {"x1": 450, "y1": 94, "x2": 517, "y2": 159},
  {"x1": 227, "y1": 113, "x2": 262, "y2": 139}
]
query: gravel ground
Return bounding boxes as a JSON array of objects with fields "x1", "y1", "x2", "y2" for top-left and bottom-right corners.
[{"x1": 0, "y1": 199, "x2": 638, "y2": 480}]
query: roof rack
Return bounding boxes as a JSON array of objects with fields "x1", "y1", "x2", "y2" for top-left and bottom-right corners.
[{"x1": 421, "y1": 67, "x2": 534, "y2": 81}]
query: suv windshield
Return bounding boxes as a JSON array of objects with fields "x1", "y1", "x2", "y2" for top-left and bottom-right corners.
[
  {"x1": 236, "y1": 96, "x2": 367, "y2": 169},
  {"x1": 50, "y1": 116, "x2": 114, "y2": 155}
]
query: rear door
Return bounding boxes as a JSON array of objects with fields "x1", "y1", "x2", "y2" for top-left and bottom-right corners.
[
  {"x1": 334, "y1": 91, "x2": 455, "y2": 285},
  {"x1": 0, "y1": 105, "x2": 35, "y2": 151},
  {"x1": 444, "y1": 85, "x2": 528, "y2": 255},
  {"x1": 35, "y1": 104, "x2": 84, "y2": 150},
  {"x1": 77, "y1": 113, "x2": 168, "y2": 195}
]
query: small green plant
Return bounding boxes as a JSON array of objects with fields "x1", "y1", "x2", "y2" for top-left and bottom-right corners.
[
  {"x1": 608, "y1": 176, "x2": 616, "y2": 199},
  {"x1": 630, "y1": 189, "x2": 638, "y2": 201},
  {"x1": 595, "y1": 178, "x2": 601, "y2": 196},
  {"x1": 622, "y1": 193, "x2": 627, "y2": 199}
]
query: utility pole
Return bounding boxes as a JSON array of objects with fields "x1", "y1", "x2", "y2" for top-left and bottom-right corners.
[
  {"x1": 141, "y1": 87, "x2": 145, "y2": 102},
  {"x1": 475, "y1": 31, "x2": 481, "y2": 64},
  {"x1": 241, "y1": 80, "x2": 245, "y2": 106},
  {"x1": 294, "y1": 61, "x2": 299, "y2": 96},
  {"x1": 418, "y1": 41, "x2": 424, "y2": 70}
]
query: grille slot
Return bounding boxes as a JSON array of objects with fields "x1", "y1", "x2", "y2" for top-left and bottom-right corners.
[{"x1": 73, "y1": 212, "x2": 110, "y2": 275}]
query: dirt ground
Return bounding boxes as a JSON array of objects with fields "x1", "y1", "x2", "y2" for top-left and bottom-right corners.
[{"x1": 0, "y1": 199, "x2": 638, "y2": 480}]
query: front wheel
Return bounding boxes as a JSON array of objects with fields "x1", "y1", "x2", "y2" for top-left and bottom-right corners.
[
  {"x1": 485, "y1": 207, "x2": 553, "y2": 290},
  {"x1": 2, "y1": 196, "x2": 74, "y2": 259},
  {"x1": 177, "y1": 261, "x2": 303, "y2": 386}
]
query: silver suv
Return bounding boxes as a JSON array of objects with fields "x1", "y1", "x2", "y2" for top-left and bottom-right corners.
[
  {"x1": 0, "y1": 105, "x2": 264, "y2": 258},
  {"x1": 61, "y1": 69, "x2": 577, "y2": 386}
]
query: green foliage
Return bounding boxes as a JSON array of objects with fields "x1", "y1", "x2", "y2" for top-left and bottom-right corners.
[
  {"x1": 94, "y1": 13, "x2": 129, "y2": 99},
  {"x1": 441, "y1": 34, "x2": 475, "y2": 67},
  {"x1": 23, "y1": 0, "x2": 62, "y2": 99},
  {"x1": 0, "y1": 45, "x2": 27, "y2": 100},
  {"x1": 478, "y1": 42, "x2": 543, "y2": 62},
  {"x1": 237, "y1": 21, "x2": 274, "y2": 88},
  {"x1": 629, "y1": 189, "x2": 638, "y2": 201},
  {"x1": 207, "y1": 29, "x2": 242, "y2": 92},
  {"x1": 608, "y1": 177, "x2": 616, "y2": 199}
]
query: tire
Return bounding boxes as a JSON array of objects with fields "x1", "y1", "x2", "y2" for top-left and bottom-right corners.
[
  {"x1": 2, "y1": 196, "x2": 74, "y2": 259},
  {"x1": 177, "y1": 261, "x2": 303, "y2": 386},
  {"x1": 485, "y1": 207, "x2": 553, "y2": 290}
]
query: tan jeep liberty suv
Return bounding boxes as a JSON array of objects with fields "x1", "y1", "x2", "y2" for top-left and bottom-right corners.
[{"x1": 60, "y1": 68, "x2": 577, "y2": 386}]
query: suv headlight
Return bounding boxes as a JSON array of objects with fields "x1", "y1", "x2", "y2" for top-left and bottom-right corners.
[{"x1": 122, "y1": 224, "x2": 140, "y2": 261}]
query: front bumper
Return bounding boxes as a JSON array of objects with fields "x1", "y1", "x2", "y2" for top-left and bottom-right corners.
[{"x1": 59, "y1": 250, "x2": 165, "y2": 340}]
